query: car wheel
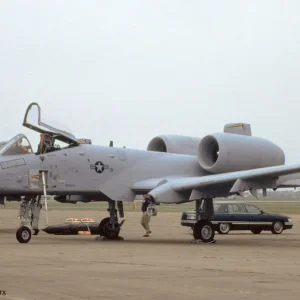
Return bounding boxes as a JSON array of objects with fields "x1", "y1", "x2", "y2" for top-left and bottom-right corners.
[
  {"x1": 251, "y1": 228, "x2": 262, "y2": 234},
  {"x1": 217, "y1": 223, "x2": 230, "y2": 234},
  {"x1": 271, "y1": 221, "x2": 284, "y2": 234}
]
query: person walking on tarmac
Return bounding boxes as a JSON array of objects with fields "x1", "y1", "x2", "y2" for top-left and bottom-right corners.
[{"x1": 140, "y1": 194, "x2": 152, "y2": 237}]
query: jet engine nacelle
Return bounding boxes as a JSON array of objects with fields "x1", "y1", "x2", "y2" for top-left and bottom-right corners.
[
  {"x1": 147, "y1": 134, "x2": 201, "y2": 156},
  {"x1": 197, "y1": 133, "x2": 285, "y2": 174}
]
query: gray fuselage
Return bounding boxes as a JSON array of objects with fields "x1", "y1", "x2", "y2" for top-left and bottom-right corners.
[{"x1": 0, "y1": 144, "x2": 205, "y2": 202}]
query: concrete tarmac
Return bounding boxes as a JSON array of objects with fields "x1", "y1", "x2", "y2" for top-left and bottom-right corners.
[{"x1": 0, "y1": 209, "x2": 300, "y2": 300}]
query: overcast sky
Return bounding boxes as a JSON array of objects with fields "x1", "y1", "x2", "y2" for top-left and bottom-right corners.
[{"x1": 0, "y1": 1, "x2": 299, "y2": 163}]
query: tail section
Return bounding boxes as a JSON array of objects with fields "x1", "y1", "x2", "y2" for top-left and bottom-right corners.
[{"x1": 224, "y1": 123, "x2": 251, "y2": 136}]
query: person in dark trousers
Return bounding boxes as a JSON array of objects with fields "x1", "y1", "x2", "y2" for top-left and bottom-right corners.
[{"x1": 140, "y1": 194, "x2": 152, "y2": 237}]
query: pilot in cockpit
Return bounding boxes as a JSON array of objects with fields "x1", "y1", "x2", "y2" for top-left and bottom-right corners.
[
  {"x1": 37, "y1": 133, "x2": 54, "y2": 154},
  {"x1": 11, "y1": 139, "x2": 30, "y2": 154}
]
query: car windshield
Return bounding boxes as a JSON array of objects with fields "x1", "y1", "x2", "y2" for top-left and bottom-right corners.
[{"x1": 0, "y1": 134, "x2": 33, "y2": 156}]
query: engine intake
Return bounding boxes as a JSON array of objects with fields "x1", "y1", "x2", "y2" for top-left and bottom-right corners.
[
  {"x1": 197, "y1": 133, "x2": 285, "y2": 173},
  {"x1": 147, "y1": 135, "x2": 201, "y2": 156}
]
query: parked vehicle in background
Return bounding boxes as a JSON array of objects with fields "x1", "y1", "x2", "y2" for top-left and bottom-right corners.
[{"x1": 181, "y1": 201, "x2": 293, "y2": 234}]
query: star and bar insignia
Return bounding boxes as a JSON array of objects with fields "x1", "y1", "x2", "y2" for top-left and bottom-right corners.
[{"x1": 90, "y1": 161, "x2": 109, "y2": 174}]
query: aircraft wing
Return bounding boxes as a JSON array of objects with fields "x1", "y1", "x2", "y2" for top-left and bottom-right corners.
[
  {"x1": 278, "y1": 179, "x2": 300, "y2": 187},
  {"x1": 276, "y1": 173, "x2": 300, "y2": 187},
  {"x1": 172, "y1": 164, "x2": 300, "y2": 191},
  {"x1": 146, "y1": 164, "x2": 300, "y2": 203},
  {"x1": 131, "y1": 176, "x2": 186, "y2": 193}
]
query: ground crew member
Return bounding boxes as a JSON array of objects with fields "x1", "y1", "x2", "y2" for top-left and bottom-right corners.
[{"x1": 140, "y1": 194, "x2": 152, "y2": 237}]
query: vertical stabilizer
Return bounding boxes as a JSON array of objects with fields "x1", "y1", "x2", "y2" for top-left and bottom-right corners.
[{"x1": 224, "y1": 123, "x2": 251, "y2": 136}]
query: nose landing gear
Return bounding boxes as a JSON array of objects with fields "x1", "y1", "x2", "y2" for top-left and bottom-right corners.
[
  {"x1": 16, "y1": 195, "x2": 42, "y2": 243},
  {"x1": 16, "y1": 226, "x2": 32, "y2": 243},
  {"x1": 97, "y1": 200, "x2": 125, "y2": 241}
]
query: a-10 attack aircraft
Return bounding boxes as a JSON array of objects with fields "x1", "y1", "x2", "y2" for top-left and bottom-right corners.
[{"x1": 1, "y1": 102, "x2": 300, "y2": 244}]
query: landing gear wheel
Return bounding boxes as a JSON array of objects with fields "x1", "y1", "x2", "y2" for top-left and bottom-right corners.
[
  {"x1": 16, "y1": 226, "x2": 31, "y2": 243},
  {"x1": 217, "y1": 223, "x2": 230, "y2": 234},
  {"x1": 271, "y1": 221, "x2": 284, "y2": 234},
  {"x1": 251, "y1": 228, "x2": 262, "y2": 234},
  {"x1": 193, "y1": 221, "x2": 215, "y2": 243},
  {"x1": 98, "y1": 217, "x2": 120, "y2": 240},
  {"x1": 98, "y1": 217, "x2": 109, "y2": 236}
]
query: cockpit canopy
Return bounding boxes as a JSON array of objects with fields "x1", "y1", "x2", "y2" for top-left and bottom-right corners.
[
  {"x1": 0, "y1": 103, "x2": 92, "y2": 156},
  {"x1": 0, "y1": 141, "x2": 7, "y2": 150},
  {"x1": 0, "y1": 134, "x2": 33, "y2": 156},
  {"x1": 23, "y1": 102, "x2": 80, "y2": 145}
]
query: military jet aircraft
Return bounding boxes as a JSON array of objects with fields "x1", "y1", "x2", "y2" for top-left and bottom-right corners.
[{"x1": 1, "y1": 102, "x2": 300, "y2": 244}]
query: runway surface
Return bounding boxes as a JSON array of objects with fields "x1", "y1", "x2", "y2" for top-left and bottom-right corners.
[{"x1": 0, "y1": 209, "x2": 300, "y2": 300}]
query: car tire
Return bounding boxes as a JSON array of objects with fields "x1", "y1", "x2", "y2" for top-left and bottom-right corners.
[
  {"x1": 271, "y1": 221, "x2": 284, "y2": 234},
  {"x1": 217, "y1": 223, "x2": 230, "y2": 234},
  {"x1": 251, "y1": 228, "x2": 262, "y2": 234}
]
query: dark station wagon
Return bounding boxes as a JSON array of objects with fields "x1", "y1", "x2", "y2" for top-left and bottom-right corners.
[{"x1": 181, "y1": 201, "x2": 293, "y2": 234}]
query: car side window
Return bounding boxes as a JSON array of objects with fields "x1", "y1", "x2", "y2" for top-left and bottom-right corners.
[
  {"x1": 237, "y1": 204, "x2": 247, "y2": 213},
  {"x1": 228, "y1": 204, "x2": 247, "y2": 213},
  {"x1": 245, "y1": 204, "x2": 262, "y2": 214},
  {"x1": 215, "y1": 203, "x2": 228, "y2": 213},
  {"x1": 228, "y1": 204, "x2": 234, "y2": 213},
  {"x1": 214, "y1": 203, "x2": 228, "y2": 214}
]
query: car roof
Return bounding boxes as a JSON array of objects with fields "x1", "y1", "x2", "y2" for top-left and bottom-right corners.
[{"x1": 183, "y1": 201, "x2": 260, "y2": 214}]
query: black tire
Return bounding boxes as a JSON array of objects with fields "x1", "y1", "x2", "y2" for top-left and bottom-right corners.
[
  {"x1": 98, "y1": 217, "x2": 120, "y2": 240},
  {"x1": 98, "y1": 217, "x2": 110, "y2": 236},
  {"x1": 217, "y1": 223, "x2": 230, "y2": 234},
  {"x1": 193, "y1": 221, "x2": 215, "y2": 243},
  {"x1": 271, "y1": 221, "x2": 284, "y2": 234},
  {"x1": 16, "y1": 226, "x2": 31, "y2": 243},
  {"x1": 251, "y1": 228, "x2": 262, "y2": 234}
]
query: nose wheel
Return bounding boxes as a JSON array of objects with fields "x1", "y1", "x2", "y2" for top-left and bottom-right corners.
[
  {"x1": 98, "y1": 217, "x2": 121, "y2": 240},
  {"x1": 16, "y1": 226, "x2": 32, "y2": 243},
  {"x1": 97, "y1": 200, "x2": 125, "y2": 241}
]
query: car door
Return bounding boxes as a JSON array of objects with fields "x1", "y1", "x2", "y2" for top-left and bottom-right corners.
[
  {"x1": 227, "y1": 203, "x2": 250, "y2": 230},
  {"x1": 245, "y1": 203, "x2": 267, "y2": 229},
  {"x1": 214, "y1": 203, "x2": 230, "y2": 223}
]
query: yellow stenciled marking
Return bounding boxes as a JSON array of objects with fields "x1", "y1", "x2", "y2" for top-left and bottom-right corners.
[
  {"x1": 227, "y1": 123, "x2": 244, "y2": 128},
  {"x1": 78, "y1": 231, "x2": 91, "y2": 235},
  {"x1": 31, "y1": 175, "x2": 40, "y2": 179}
]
